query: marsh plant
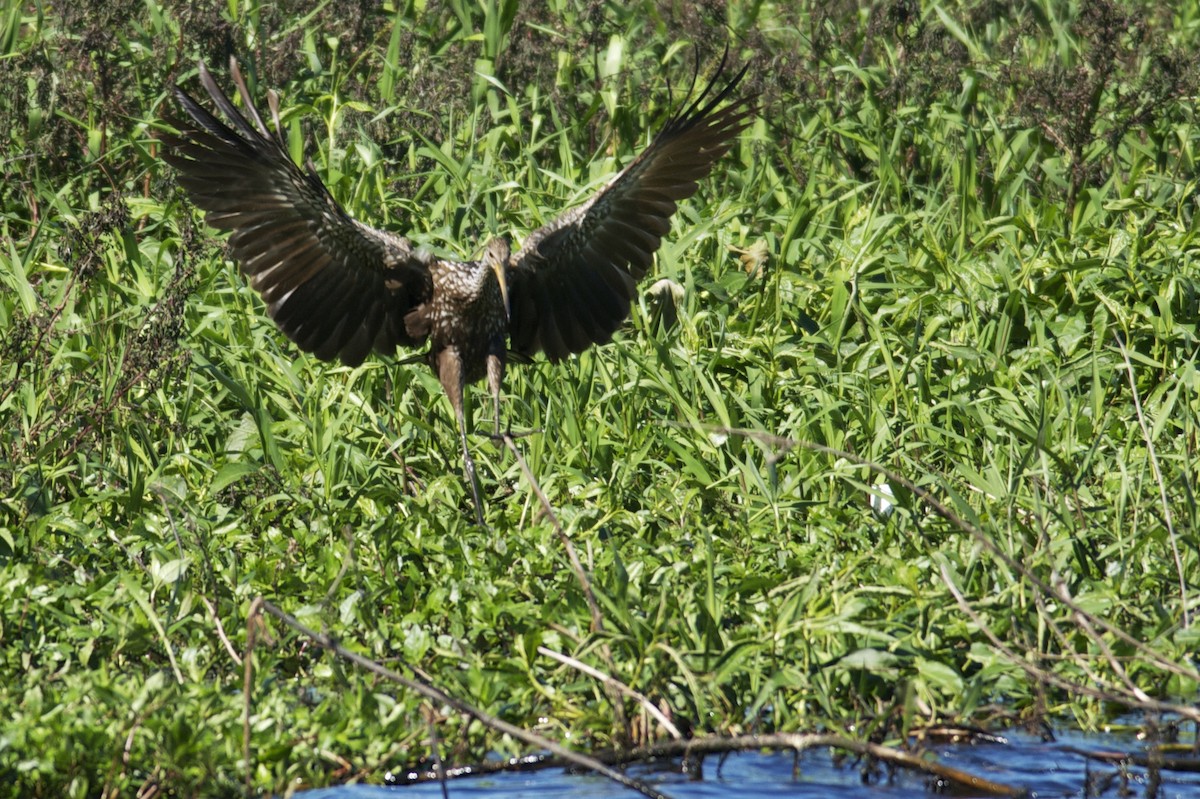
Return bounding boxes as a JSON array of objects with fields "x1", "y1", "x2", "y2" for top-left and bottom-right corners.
[{"x1": 1, "y1": 0, "x2": 1198, "y2": 796}]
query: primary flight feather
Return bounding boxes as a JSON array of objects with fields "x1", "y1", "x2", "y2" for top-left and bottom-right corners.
[{"x1": 160, "y1": 53, "x2": 755, "y2": 522}]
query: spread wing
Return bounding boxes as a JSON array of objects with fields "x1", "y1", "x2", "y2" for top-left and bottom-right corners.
[
  {"x1": 159, "y1": 58, "x2": 432, "y2": 366},
  {"x1": 506, "y1": 55, "x2": 755, "y2": 361}
]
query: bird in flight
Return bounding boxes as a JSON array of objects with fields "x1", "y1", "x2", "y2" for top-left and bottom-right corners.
[{"x1": 160, "y1": 53, "x2": 755, "y2": 524}]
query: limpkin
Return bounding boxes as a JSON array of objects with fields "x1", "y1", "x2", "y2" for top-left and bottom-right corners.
[{"x1": 160, "y1": 54, "x2": 754, "y2": 523}]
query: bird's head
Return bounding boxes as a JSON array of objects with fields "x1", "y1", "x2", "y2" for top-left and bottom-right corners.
[{"x1": 483, "y1": 237, "x2": 512, "y2": 320}]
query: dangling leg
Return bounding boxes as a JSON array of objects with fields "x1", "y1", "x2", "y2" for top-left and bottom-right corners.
[
  {"x1": 487, "y1": 352, "x2": 537, "y2": 442},
  {"x1": 438, "y1": 349, "x2": 486, "y2": 526},
  {"x1": 459, "y1": 414, "x2": 486, "y2": 527},
  {"x1": 486, "y1": 352, "x2": 504, "y2": 438}
]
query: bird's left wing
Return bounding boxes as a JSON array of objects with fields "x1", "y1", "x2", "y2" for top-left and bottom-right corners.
[
  {"x1": 506, "y1": 55, "x2": 755, "y2": 361},
  {"x1": 159, "y1": 58, "x2": 433, "y2": 367}
]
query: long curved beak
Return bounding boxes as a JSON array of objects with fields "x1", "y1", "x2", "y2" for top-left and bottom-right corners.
[{"x1": 492, "y1": 262, "x2": 510, "y2": 322}]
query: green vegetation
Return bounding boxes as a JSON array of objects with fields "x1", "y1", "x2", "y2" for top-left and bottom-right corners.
[{"x1": 3, "y1": 0, "x2": 1199, "y2": 795}]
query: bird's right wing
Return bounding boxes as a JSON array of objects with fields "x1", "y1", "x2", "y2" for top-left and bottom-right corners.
[
  {"x1": 506, "y1": 54, "x2": 755, "y2": 361},
  {"x1": 159, "y1": 58, "x2": 432, "y2": 366}
]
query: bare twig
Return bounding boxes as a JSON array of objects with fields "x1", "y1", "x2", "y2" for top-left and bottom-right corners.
[
  {"x1": 1058, "y1": 744, "x2": 1200, "y2": 773},
  {"x1": 1114, "y1": 335, "x2": 1190, "y2": 627},
  {"x1": 256, "y1": 598, "x2": 673, "y2": 799},
  {"x1": 396, "y1": 732, "x2": 1026, "y2": 797},
  {"x1": 133, "y1": 591, "x2": 185, "y2": 685},
  {"x1": 700, "y1": 425, "x2": 1200, "y2": 687},
  {"x1": 1054, "y1": 578, "x2": 1151, "y2": 703},
  {"x1": 500, "y1": 432, "x2": 633, "y2": 744},
  {"x1": 538, "y1": 645, "x2": 682, "y2": 739},
  {"x1": 1031, "y1": 583, "x2": 1108, "y2": 690},
  {"x1": 499, "y1": 433, "x2": 606, "y2": 633},
  {"x1": 940, "y1": 563, "x2": 1199, "y2": 722},
  {"x1": 422, "y1": 704, "x2": 450, "y2": 799},
  {"x1": 199, "y1": 594, "x2": 242, "y2": 667},
  {"x1": 156, "y1": 488, "x2": 241, "y2": 666},
  {"x1": 243, "y1": 597, "x2": 266, "y2": 794}
]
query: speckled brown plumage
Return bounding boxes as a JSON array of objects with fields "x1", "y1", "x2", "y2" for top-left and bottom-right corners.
[{"x1": 159, "y1": 54, "x2": 754, "y2": 524}]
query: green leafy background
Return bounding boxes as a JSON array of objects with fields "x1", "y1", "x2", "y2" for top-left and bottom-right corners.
[{"x1": 2, "y1": 0, "x2": 1198, "y2": 795}]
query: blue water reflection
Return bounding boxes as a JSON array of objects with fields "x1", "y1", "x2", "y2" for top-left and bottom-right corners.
[{"x1": 297, "y1": 728, "x2": 1200, "y2": 798}]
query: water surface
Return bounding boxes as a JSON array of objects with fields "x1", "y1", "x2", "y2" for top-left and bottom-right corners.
[{"x1": 297, "y1": 728, "x2": 1200, "y2": 798}]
